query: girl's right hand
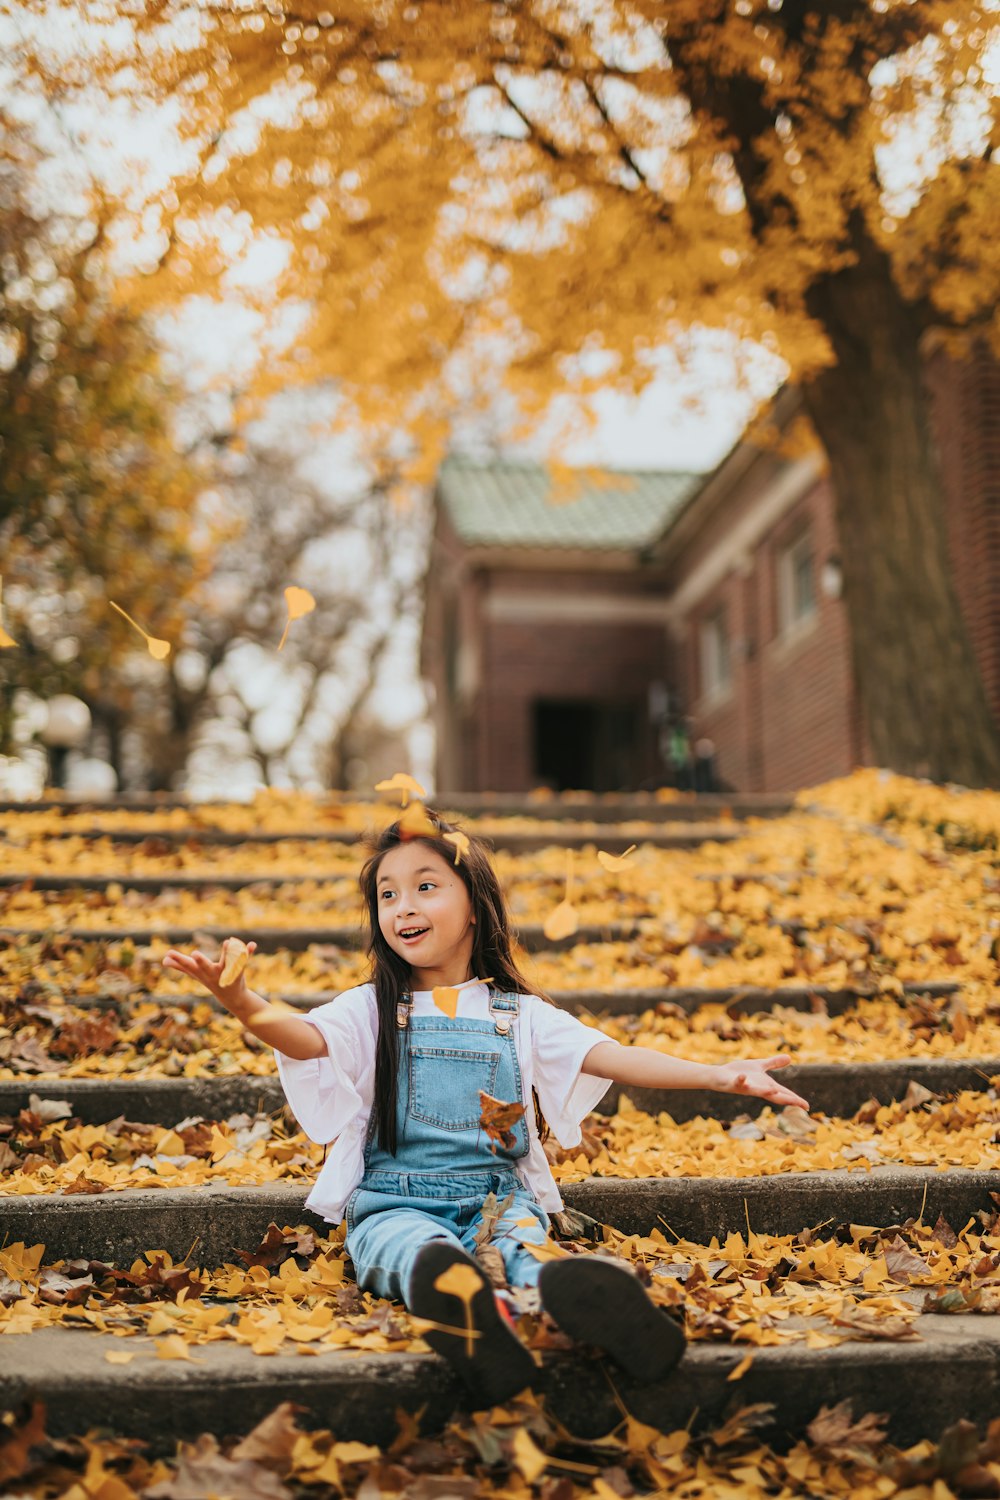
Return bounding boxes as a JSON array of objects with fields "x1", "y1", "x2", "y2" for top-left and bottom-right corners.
[{"x1": 161, "y1": 940, "x2": 258, "y2": 1009}]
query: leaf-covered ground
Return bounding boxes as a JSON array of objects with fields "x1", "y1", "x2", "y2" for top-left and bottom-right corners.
[
  {"x1": 3, "y1": 1082, "x2": 1000, "y2": 1194},
  {"x1": 5, "y1": 772, "x2": 1000, "y2": 1496}
]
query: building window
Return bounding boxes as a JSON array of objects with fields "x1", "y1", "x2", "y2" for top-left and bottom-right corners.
[
  {"x1": 777, "y1": 530, "x2": 817, "y2": 636},
  {"x1": 699, "y1": 608, "x2": 731, "y2": 702}
]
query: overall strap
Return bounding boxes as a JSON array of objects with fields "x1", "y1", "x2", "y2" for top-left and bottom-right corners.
[{"x1": 488, "y1": 989, "x2": 520, "y2": 1034}]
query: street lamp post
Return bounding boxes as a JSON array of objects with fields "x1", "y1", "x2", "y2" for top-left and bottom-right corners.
[{"x1": 40, "y1": 695, "x2": 92, "y2": 790}]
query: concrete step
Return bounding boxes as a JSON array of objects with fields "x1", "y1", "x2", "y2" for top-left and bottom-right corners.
[
  {"x1": 0, "y1": 792, "x2": 793, "y2": 823},
  {"x1": 0, "y1": 920, "x2": 644, "y2": 953},
  {"x1": 6, "y1": 1169, "x2": 999, "y2": 1264},
  {"x1": 4, "y1": 1054, "x2": 997, "y2": 1127},
  {"x1": 40, "y1": 980, "x2": 963, "y2": 1019},
  {"x1": 3, "y1": 825, "x2": 744, "y2": 853},
  {"x1": 1, "y1": 1314, "x2": 995, "y2": 1451}
]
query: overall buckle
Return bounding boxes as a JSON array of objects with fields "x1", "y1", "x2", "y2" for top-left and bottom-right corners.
[
  {"x1": 396, "y1": 1001, "x2": 411, "y2": 1029},
  {"x1": 489, "y1": 992, "x2": 519, "y2": 1035}
]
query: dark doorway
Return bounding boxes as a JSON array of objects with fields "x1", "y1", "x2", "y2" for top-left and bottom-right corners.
[{"x1": 533, "y1": 700, "x2": 642, "y2": 792}]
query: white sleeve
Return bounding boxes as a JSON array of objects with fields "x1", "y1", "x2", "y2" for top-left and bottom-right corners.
[
  {"x1": 272, "y1": 986, "x2": 376, "y2": 1145},
  {"x1": 528, "y1": 999, "x2": 614, "y2": 1149}
]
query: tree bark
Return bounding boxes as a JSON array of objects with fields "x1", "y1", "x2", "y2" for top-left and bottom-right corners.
[{"x1": 801, "y1": 225, "x2": 1000, "y2": 786}]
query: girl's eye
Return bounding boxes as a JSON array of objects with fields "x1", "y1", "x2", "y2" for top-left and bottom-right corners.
[
  {"x1": 419, "y1": 882, "x2": 436, "y2": 891},
  {"x1": 380, "y1": 889, "x2": 395, "y2": 901}
]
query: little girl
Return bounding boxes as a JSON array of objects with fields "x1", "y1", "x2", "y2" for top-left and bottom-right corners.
[{"x1": 163, "y1": 808, "x2": 809, "y2": 1407}]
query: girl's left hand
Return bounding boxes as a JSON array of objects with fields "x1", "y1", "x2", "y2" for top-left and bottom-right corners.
[{"x1": 715, "y1": 1054, "x2": 810, "y2": 1112}]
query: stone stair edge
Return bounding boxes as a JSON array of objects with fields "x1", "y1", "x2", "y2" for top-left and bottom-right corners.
[
  {"x1": 5, "y1": 1169, "x2": 999, "y2": 1264},
  {"x1": 3, "y1": 1053, "x2": 998, "y2": 1127},
  {"x1": 10, "y1": 980, "x2": 964, "y2": 1021},
  {"x1": 1, "y1": 1316, "x2": 996, "y2": 1452}
]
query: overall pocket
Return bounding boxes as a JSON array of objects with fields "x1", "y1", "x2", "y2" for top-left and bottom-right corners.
[{"x1": 408, "y1": 1044, "x2": 500, "y2": 1130}]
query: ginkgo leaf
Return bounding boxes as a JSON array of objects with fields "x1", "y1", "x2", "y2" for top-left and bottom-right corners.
[
  {"x1": 432, "y1": 986, "x2": 460, "y2": 1018},
  {"x1": 220, "y1": 938, "x2": 250, "y2": 987},
  {"x1": 155, "y1": 1334, "x2": 200, "y2": 1361},
  {"x1": 374, "y1": 772, "x2": 426, "y2": 807},
  {"x1": 443, "y1": 830, "x2": 470, "y2": 866},
  {"x1": 511, "y1": 1428, "x2": 548, "y2": 1483},
  {"x1": 397, "y1": 800, "x2": 437, "y2": 839},
  {"x1": 433, "y1": 1262, "x2": 483, "y2": 1301},
  {"x1": 597, "y1": 845, "x2": 637, "y2": 872},
  {"x1": 103, "y1": 1349, "x2": 136, "y2": 1365},
  {"x1": 277, "y1": 585, "x2": 316, "y2": 653},
  {"x1": 727, "y1": 1352, "x2": 755, "y2": 1381},
  {"x1": 543, "y1": 900, "x2": 578, "y2": 942},
  {"x1": 109, "y1": 601, "x2": 171, "y2": 660}
]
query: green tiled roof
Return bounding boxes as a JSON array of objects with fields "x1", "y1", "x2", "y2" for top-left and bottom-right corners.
[{"x1": 437, "y1": 455, "x2": 704, "y2": 551}]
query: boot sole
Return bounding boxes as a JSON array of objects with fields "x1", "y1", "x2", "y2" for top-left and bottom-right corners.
[
  {"x1": 408, "y1": 1241, "x2": 536, "y2": 1406},
  {"x1": 539, "y1": 1256, "x2": 685, "y2": 1382}
]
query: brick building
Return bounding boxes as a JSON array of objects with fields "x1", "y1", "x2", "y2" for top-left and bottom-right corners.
[{"x1": 422, "y1": 354, "x2": 1000, "y2": 793}]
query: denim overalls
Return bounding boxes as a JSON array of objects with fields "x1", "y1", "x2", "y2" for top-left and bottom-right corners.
[{"x1": 344, "y1": 989, "x2": 552, "y2": 1305}]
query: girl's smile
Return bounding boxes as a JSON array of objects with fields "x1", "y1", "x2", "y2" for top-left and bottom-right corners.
[{"x1": 376, "y1": 841, "x2": 476, "y2": 986}]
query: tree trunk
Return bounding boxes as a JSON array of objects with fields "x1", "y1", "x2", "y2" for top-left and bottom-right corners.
[{"x1": 801, "y1": 226, "x2": 1000, "y2": 787}]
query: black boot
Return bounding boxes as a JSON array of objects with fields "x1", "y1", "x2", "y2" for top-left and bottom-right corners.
[
  {"x1": 538, "y1": 1255, "x2": 685, "y2": 1382},
  {"x1": 408, "y1": 1241, "x2": 536, "y2": 1406}
]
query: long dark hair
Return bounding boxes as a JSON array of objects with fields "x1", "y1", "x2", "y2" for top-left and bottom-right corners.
[{"x1": 359, "y1": 807, "x2": 550, "y2": 1154}]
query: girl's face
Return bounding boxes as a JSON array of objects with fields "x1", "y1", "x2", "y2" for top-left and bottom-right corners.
[{"x1": 375, "y1": 841, "x2": 476, "y2": 985}]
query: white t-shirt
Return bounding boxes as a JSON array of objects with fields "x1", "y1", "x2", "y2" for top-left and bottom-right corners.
[{"x1": 273, "y1": 981, "x2": 613, "y2": 1224}]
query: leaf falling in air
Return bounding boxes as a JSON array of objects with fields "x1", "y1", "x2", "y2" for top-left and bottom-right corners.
[
  {"x1": 543, "y1": 848, "x2": 578, "y2": 941},
  {"x1": 432, "y1": 977, "x2": 493, "y2": 1018},
  {"x1": 0, "y1": 577, "x2": 16, "y2": 648},
  {"x1": 109, "y1": 601, "x2": 171, "y2": 660},
  {"x1": 397, "y1": 800, "x2": 437, "y2": 839},
  {"x1": 219, "y1": 938, "x2": 251, "y2": 987},
  {"x1": 432, "y1": 986, "x2": 460, "y2": 1018},
  {"x1": 478, "y1": 1090, "x2": 526, "y2": 1149},
  {"x1": 443, "y1": 830, "x2": 470, "y2": 866},
  {"x1": 374, "y1": 772, "x2": 426, "y2": 807},
  {"x1": 597, "y1": 844, "x2": 637, "y2": 873},
  {"x1": 276, "y1": 585, "x2": 316, "y2": 653}
]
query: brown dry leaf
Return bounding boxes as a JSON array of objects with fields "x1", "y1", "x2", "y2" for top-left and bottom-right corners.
[
  {"x1": 231, "y1": 1402, "x2": 309, "y2": 1465},
  {"x1": 144, "y1": 1432, "x2": 292, "y2": 1499},
  {"x1": 220, "y1": 937, "x2": 250, "y2": 987},
  {"x1": 882, "y1": 1235, "x2": 933, "y2": 1283},
  {"x1": 0, "y1": 1400, "x2": 46, "y2": 1484},
  {"x1": 374, "y1": 772, "x2": 426, "y2": 807},
  {"x1": 276, "y1": 586, "x2": 316, "y2": 653},
  {"x1": 806, "y1": 1400, "x2": 889, "y2": 1458},
  {"x1": 478, "y1": 1091, "x2": 525, "y2": 1149}
]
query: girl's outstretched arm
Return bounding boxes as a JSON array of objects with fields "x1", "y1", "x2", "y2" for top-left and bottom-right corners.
[
  {"x1": 161, "y1": 942, "x2": 328, "y2": 1060},
  {"x1": 580, "y1": 1041, "x2": 809, "y2": 1111}
]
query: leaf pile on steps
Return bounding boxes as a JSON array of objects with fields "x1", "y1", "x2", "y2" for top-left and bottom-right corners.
[
  {"x1": 5, "y1": 981, "x2": 1000, "y2": 1086},
  {"x1": 6, "y1": 1201, "x2": 1000, "y2": 1356},
  {"x1": 5, "y1": 1082, "x2": 1000, "y2": 1194},
  {"x1": 7, "y1": 1388, "x2": 1000, "y2": 1499}
]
